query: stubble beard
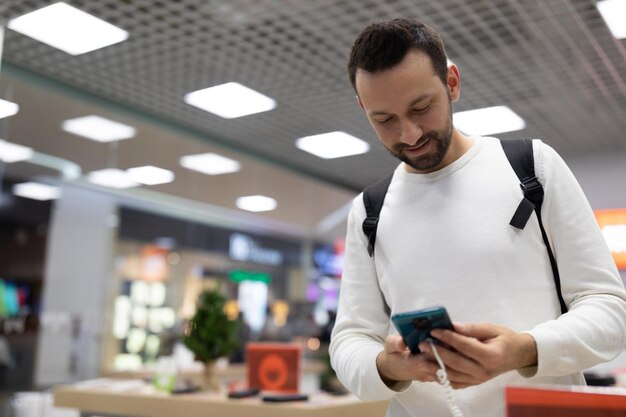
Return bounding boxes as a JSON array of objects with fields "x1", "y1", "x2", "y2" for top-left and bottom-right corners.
[{"x1": 387, "y1": 100, "x2": 453, "y2": 172}]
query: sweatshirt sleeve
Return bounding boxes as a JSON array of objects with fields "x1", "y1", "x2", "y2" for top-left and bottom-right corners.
[
  {"x1": 329, "y1": 195, "x2": 411, "y2": 400},
  {"x1": 525, "y1": 140, "x2": 626, "y2": 378}
]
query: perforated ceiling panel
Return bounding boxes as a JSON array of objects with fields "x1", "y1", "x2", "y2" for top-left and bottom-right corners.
[{"x1": 2, "y1": 0, "x2": 626, "y2": 191}]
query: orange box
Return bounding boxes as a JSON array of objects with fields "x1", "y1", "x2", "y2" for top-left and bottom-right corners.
[
  {"x1": 246, "y1": 342, "x2": 301, "y2": 392},
  {"x1": 595, "y1": 209, "x2": 626, "y2": 270},
  {"x1": 506, "y1": 385, "x2": 626, "y2": 417}
]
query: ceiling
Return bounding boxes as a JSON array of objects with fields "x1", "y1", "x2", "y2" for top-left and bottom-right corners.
[{"x1": 0, "y1": 0, "x2": 625, "y2": 237}]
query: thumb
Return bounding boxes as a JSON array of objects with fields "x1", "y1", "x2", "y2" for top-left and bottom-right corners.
[{"x1": 454, "y1": 322, "x2": 501, "y2": 340}]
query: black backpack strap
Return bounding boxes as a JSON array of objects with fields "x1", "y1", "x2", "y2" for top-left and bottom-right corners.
[
  {"x1": 501, "y1": 139, "x2": 568, "y2": 314},
  {"x1": 362, "y1": 174, "x2": 394, "y2": 257},
  {"x1": 502, "y1": 139, "x2": 543, "y2": 229}
]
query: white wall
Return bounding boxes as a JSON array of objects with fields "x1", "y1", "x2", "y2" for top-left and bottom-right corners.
[
  {"x1": 35, "y1": 184, "x2": 116, "y2": 386},
  {"x1": 565, "y1": 149, "x2": 626, "y2": 211}
]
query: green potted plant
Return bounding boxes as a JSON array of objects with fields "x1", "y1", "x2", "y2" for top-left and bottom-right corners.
[{"x1": 183, "y1": 288, "x2": 239, "y2": 390}]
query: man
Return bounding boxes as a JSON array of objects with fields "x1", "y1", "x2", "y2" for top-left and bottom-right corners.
[{"x1": 329, "y1": 17, "x2": 626, "y2": 417}]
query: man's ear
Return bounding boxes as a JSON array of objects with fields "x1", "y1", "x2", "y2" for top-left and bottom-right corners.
[
  {"x1": 447, "y1": 64, "x2": 461, "y2": 102},
  {"x1": 356, "y1": 95, "x2": 365, "y2": 111}
]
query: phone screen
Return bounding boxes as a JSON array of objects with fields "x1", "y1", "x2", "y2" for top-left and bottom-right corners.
[{"x1": 391, "y1": 306, "x2": 453, "y2": 354}]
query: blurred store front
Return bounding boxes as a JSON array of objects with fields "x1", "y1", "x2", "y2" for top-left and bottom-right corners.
[{"x1": 0, "y1": 175, "x2": 347, "y2": 405}]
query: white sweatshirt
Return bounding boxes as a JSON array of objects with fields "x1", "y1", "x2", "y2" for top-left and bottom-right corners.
[{"x1": 329, "y1": 136, "x2": 626, "y2": 417}]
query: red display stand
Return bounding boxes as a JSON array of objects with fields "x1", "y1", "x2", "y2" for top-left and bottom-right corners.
[
  {"x1": 506, "y1": 385, "x2": 626, "y2": 416},
  {"x1": 246, "y1": 342, "x2": 301, "y2": 392}
]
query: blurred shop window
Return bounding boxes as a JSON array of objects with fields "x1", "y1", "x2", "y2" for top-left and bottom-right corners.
[
  {"x1": 307, "y1": 240, "x2": 344, "y2": 347},
  {"x1": 109, "y1": 244, "x2": 177, "y2": 372},
  {"x1": 109, "y1": 207, "x2": 318, "y2": 373},
  {"x1": 0, "y1": 179, "x2": 51, "y2": 391}
]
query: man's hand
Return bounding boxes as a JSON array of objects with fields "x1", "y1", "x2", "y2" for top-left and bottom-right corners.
[
  {"x1": 376, "y1": 335, "x2": 440, "y2": 387},
  {"x1": 418, "y1": 322, "x2": 538, "y2": 389}
]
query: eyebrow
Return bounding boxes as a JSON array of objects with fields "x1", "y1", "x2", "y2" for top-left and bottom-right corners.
[{"x1": 368, "y1": 93, "x2": 433, "y2": 117}]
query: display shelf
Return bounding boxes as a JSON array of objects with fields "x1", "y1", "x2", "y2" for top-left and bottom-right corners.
[
  {"x1": 506, "y1": 385, "x2": 626, "y2": 417},
  {"x1": 54, "y1": 382, "x2": 387, "y2": 417}
]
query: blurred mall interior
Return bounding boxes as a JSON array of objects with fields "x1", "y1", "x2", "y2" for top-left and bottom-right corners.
[{"x1": 0, "y1": 1, "x2": 625, "y2": 416}]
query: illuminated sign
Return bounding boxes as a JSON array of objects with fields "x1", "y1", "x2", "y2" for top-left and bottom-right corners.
[
  {"x1": 595, "y1": 209, "x2": 626, "y2": 270},
  {"x1": 229, "y1": 270, "x2": 271, "y2": 284},
  {"x1": 229, "y1": 233, "x2": 283, "y2": 266}
]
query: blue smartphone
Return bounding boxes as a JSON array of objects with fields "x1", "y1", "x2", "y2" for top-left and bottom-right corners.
[{"x1": 391, "y1": 306, "x2": 453, "y2": 354}]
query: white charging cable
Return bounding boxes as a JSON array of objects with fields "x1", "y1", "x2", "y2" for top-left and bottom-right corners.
[{"x1": 428, "y1": 339, "x2": 464, "y2": 417}]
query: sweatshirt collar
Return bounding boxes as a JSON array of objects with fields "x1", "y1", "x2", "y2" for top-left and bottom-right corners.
[{"x1": 395, "y1": 135, "x2": 483, "y2": 183}]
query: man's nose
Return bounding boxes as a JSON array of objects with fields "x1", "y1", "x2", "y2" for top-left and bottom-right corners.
[{"x1": 399, "y1": 120, "x2": 423, "y2": 145}]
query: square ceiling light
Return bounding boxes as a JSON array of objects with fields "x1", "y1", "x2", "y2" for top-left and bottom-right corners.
[
  {"x1": 7, "y1": 2, "x2": 129, "y2": 55},
  {"x1": 295, "y1": 131, "x2": 370, "y2": 159},
  {"x1": 236, "y1": 195, "x2": 278, "y2": 212},
  {"x1": 0, "y1": 139, "x2": 34, "y2": 163},
  {"x1": 179, "y1": 152, "x2": 241, "y2": 175},
  {"x1": 13, "y1": 182, "x2": 61, "y2": 201},
  {"x1": 0, "y1": 99, "x2": 19, "y2": 119},
  {"x1": 88, "y1": 168, "x2": 139, "y2": 189},
  {"x1": 62, "y1": 115, "x2": 136, "y2": 142},
  {"x1": 453, "y1": 106, "x2": 526, "y2": 136},
  {"x1": 126, "y1": 166, "x2": 175, "y2": 185},
  {"x1": 597, "y1": 0, "x2": 626, "y2": 39},
  {"x1": 184, "y1": 82, "x2": 276, "y2": 119}
]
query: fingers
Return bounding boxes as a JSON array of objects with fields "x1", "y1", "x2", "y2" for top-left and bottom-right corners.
[
  {"x1": 453, "y1": 322, "x2": 501, "y2": 340},
  {"x1": 419, "y1": 342, "x2": 493, "y2": 388},
  {"x1": 431, "y1": 323, "x2": 501, "y2": 363},
  {"x1": 415, "y1": 323, "x2": 526, "y2": 389},
  {"x1": 420, "y1": 342, "x2": 486, "y2": 379},
  {"x1": 378, "y1": 337, "x2": 442, "y2": 384},
  {"x1": 384, "y1": 334, "x2": 407, "y2": 354},
  {"x1": 414, "y1": 358, "x2": 440, "y2": 383},
  {"x1": 430, "y1": 323, "x2": 528, "y2": 381}
]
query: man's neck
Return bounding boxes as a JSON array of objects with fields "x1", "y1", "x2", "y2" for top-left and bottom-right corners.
[{"x1": 446, "y1": 128, "x2": 474, "y2": 164}]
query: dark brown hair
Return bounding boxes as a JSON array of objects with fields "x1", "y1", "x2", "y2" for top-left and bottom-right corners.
[{"x1": 347, "y1": 18, "x2": 448, "y2": 92}]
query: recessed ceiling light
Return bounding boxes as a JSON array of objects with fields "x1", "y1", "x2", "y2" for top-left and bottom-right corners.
[
  {"x1": 597, "y1": 0, "x2": 626, "y2": 39},
  {"x1": 13, "y1": 182, "x2": 61, "y2": 201},
  {"x1": 62, "y1": 115, "x2": 136, "y2": 142},
  {"x1": 7, "y1": 2, "x2": 129, "y2": 55},
  {"x1": 179, "y1": 152, "x2": 241, "y2": 175},
  {"x1": 126, "y1": 165, "x2": 175, "y2": 185},
  {"x1": 184, "y1": 82, "x2": 276, "y2": 119},
  {"x1": 236, "y1": 195, "x2": 278, "y2": 212},
  {"x1": 295, "y1": 131, "x2": 370, "y2": 159},
  {"x1": 0, "y1": 139, "x2": 34, "y2": 163},
  {"x1": 88, "y1": 168, "x2": 139, "y2": 189},
  {"x1": 453, "y1": 106, "x2": 526, "y2": 136},
  {"x1": 0, "y1": 99, "x2": 19, "y2": 119}
]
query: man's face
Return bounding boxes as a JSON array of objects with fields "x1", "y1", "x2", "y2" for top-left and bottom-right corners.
[{"x1": 355, "y1": 50, "x2": 458, "y2": 174}]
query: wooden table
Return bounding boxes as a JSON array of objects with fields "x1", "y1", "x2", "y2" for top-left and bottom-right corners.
[{"x1": 53, "y1": 383, "x2": 388, "y2": 417}]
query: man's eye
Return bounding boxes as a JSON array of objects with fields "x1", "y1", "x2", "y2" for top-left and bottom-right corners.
[
  {"x1": 413, "y1": 106, "x2": 430, "y2": 113},
  {"x1": 377, "y1": 117, "x2": 393, "y2": 125}
]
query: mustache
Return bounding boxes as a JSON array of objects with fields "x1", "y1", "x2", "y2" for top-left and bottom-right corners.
[{"x1": 393, "y1": 133, "x2": 437, "y2": 152}]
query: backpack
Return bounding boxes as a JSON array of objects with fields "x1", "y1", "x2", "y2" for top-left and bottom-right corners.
[{"x1": 361, "y1": 138, "x2": 568, "y2": 314}]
